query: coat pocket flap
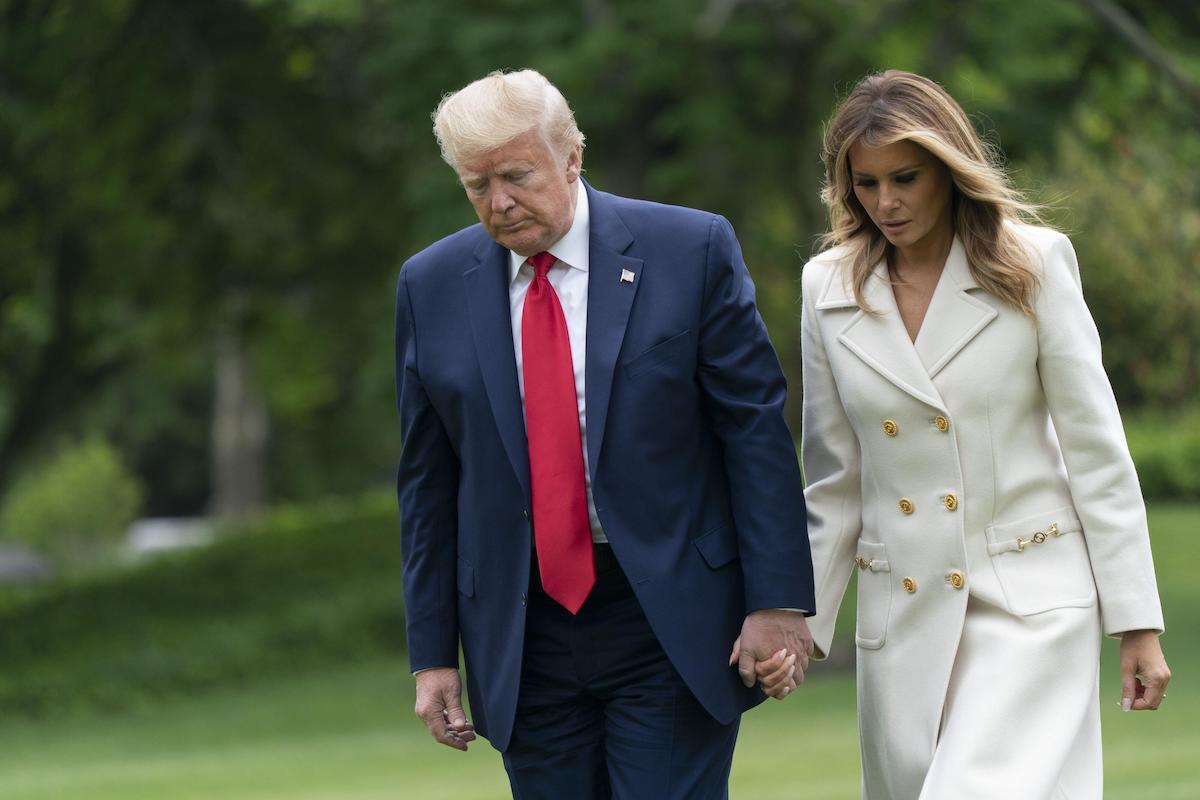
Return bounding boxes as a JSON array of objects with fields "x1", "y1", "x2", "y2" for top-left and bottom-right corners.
[
  {"x1": 623, "y1": 328, "x2": 694, "y2": 378},
  {"x1": 855, "y1": 540, "x2": 891, "y2": 573},
  {"x1": 457, "y1": 558, "x2": 475, "y2": 597},
  {"x1": 693, "y1": 524, "x2": 739, "y2": 569},
  {"x1": 985, "y1": 506, "x2": 1083, "y2": 555},
  {"x1": 853, "y1": 540, "x2": 891, "y2": 649}
]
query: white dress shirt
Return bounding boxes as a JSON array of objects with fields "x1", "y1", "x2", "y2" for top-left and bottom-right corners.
[{"x1": 508, "y1": 180, "x2": 607, "y2": 543}]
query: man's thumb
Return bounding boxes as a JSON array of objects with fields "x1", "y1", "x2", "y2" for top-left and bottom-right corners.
[{"x1": 737, "y1": 651, "x2": 757, "y2": 688}]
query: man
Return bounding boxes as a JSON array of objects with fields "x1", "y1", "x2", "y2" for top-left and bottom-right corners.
[{"x1": 396, "y1": 69, "x2": 814, "y2": 798}]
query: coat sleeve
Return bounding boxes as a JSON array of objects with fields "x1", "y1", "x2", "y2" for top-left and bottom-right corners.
[
  {"x1": 1033, "y1": 231, "x2": 1164, "y2": 636},
  {"x1": 695, "y1": 215, "x2": 814, "y2": 615},
  {"x1": 800, "y1": 260, "x2": 864, "y2": 659},
  {"x1": 396, "y1": 266, "x2": 462, "y2": 671}
]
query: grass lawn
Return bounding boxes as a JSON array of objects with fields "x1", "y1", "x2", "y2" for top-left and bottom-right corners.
[{"x1": 0, "y1": 503, "x2": 1194, "y2": 799}]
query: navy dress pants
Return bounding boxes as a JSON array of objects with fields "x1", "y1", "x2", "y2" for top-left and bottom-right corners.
[{"x1": 501, "y1": 548, "x2": 739, "y2": 799}]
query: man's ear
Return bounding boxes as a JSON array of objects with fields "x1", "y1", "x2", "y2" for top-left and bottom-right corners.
[{"x1": 566, "y1": 146, "x2": 583, "y2": 181}]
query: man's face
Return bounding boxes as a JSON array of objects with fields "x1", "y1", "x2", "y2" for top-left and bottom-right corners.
[{"x1": 456, "y1": 130, "x2": 581, "y2": 257}]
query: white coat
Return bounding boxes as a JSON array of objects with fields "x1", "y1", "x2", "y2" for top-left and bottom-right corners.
[{"x1": 800, "y1": 225, "x2": 1165, "y2": 799}]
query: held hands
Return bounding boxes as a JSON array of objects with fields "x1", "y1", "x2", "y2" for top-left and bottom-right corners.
[
  {"x1": 1119, "y1": 630, "x2": 1171, "y2": 712},
  {"x1": 414, "y1": 667, "x2": 477, "y2": 750},
  {"x1": 727, "y1": 609, "x2": 815, "y2": 700}
]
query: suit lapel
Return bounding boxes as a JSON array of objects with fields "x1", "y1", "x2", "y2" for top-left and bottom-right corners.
[
  {"x1": 583, "y1": 183, "x2": 642, "y2": 479},
  {"x1": 828, "y1": 259, "x2": 947, "y2": 411},
  {"x1": 912, "y1": 237, "x2": 998, "y2": 378},
  {"x1": 464, "y1": 237, "x2": 530, "y2": 501}
]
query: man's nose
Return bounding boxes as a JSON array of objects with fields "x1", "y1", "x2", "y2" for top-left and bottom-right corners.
[{"x1": 491, "y1": 184, "x2": 515, "y2": 214}]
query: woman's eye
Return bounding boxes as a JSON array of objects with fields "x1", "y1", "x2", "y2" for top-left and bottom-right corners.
[
  {"x1": 854, "y1": 179, "x2": 877, "y2": 188},
  {"x1": 895, "y1": 173, "x2": 917, "y2": 184}
]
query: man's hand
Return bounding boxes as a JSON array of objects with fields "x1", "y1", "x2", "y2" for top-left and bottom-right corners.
[
  {"x1": 414, "y1": 667, "x2": 477, "y2": 750},
  {"x1": 728, "y1": 610, "x2": 814, "y2": 698}
]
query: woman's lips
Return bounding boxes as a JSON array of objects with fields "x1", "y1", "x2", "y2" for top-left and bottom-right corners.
[{"x1": 881, "y1": 220, "x2": 910, "y2": 234}]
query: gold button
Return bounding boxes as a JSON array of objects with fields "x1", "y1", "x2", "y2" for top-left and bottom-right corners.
[
  {"x1": 902, "y1": 577, "x2": 917, "y2": 593},
  {"x1": 948, "y1": 570, "x2": 965, "y2": 590},
  {"x1": 882, "y1": 419, "x2": 899, "y2": 437},
  {"x1": 898, "y1": 498, "x2": 914, "y2": 514},
  {"x1": 943, "y1": 493, "x2": 958, "y2": 511},
  {"x1": 855, "y1": 556, "x2": 872, "y2": 571},
  {"x1": 934, "y1": 415, "x2": 949, "y2": 432}
]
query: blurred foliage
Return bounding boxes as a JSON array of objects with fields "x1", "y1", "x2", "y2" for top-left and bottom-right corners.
[
  {"x1": 0, "y1": 0, "x2": 1196, "y2": 514},
  {"x1": 0, "y1": 438, "x2": 143, "y2": 563},
  {"x1": 1040, "y1": 126, "x2": 1200, "y2": 409},
  {"x1": 0, "y1": 491, "x2": 399, "y2": 717},
  {"x1": 1126, "y1": 405, "x2": 1200, "y2": 501}
]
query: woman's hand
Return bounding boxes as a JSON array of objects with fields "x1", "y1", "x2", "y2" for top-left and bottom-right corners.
[
  {"x1": 728, "y1": 637, "x2": 799, "y2": 699},
  {"x1": 1119, "y1": 629, "x2": 1171, "y2": 711}
]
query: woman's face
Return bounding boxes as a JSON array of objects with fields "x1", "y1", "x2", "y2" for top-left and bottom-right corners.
[{"x1": 848, "y1": 138, "x2": 954, "y2": 255}]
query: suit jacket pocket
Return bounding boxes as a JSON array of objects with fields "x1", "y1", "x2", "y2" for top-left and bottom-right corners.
[
  {"x1": 623, "y1": 329, "x2": 693, "y2": 379},
  {"x1": 693, "y1": 524, "x2": 739, "y2": 569},
  {"x1": 854, "y1": 540, "x2": 891, "y2": 650},
  {"x1": 985, "y1": 506, "x2": 1095, "y2": 615},
  {"x1": 457, "y1": 557, "x2": 475, "y2": 598}
]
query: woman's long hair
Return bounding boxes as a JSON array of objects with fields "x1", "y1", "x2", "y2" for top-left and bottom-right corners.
[{"x1": 819, "y1": 70, "x2": 1043, "y2": 315}]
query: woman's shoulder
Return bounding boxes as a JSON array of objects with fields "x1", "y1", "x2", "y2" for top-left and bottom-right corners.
[
  {"x1": 1005, "y1": 222, "x2": 1083, "y2": 294},
  {"x1": 802, "y1": 243, "x2": 853, "y2": 290},
  {"x1": 1006, "y1": 222, "x2": 1075, "y2": 260}
]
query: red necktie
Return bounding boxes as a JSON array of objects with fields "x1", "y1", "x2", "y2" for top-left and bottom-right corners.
[{"x1": 522, "y1": 251, "x2": 595, "y2": 614}]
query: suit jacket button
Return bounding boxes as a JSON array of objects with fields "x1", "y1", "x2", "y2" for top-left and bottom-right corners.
[
  {"x1": 898, "y1": 498, "x2": 914, "y2": 514},
  {"x1": 882, "y1": 419, "x2": 899, "y2": 437},
  {"x1": 947, "y1": 570, "x2": 965, "y2": 590},
  {"x1": 934, "y1": 415, "x2": 950, "y2": 432},
  {"x1": 523, "y1": 509, "x2": 531, "y2": 520},
  {"x1": 902, "y1": 577, "x2": 918, "y2": 594},
  {"x1": 521, "y1": 592, "x2": 528, "y2": 606},
  {"x1": 944, "y1": 492, "x2": 959, "y2": 511}
]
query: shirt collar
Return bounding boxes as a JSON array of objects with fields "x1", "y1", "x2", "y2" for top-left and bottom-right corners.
[{"x1": 508, "y1": 179, "x2": 590, "y2": 283}]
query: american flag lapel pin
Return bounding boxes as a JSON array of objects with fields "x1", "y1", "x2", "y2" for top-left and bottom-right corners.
[{"x1": 620, "y1": 269, "x2": 635, "y2": 284}]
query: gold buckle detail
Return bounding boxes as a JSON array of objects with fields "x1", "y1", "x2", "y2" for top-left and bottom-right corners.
[{"x1": 1015, "y1": 521, "x2": 1060, "y2": 553}]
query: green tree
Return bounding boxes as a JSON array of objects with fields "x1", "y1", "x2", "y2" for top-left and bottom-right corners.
[{"x1": 0, "y1": 437, "x2": 143, "y2": 563}]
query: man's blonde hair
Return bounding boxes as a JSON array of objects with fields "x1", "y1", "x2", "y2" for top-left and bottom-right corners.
[{"x1": 433, "y1": 69, "x2": 585, "y2": 169}]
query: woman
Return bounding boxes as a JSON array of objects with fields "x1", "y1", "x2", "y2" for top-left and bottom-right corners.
[{"x1": 778, "y1": 71, "x2": 1170, "y2": 798}]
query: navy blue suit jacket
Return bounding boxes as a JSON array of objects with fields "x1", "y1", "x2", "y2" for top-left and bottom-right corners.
[{"x1": 396, "y1": 181, "x2": 813, "y2": 751}]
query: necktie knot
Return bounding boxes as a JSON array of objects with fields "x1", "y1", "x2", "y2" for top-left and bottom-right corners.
[{"x1": 528, "y1": 251, "x2": 557, "y2": 279}]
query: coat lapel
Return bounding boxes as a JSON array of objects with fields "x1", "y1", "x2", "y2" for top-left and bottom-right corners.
[
  {"x1": 912, "y1": 237, "x2": 998, "y2": 378},
  {"x1": 583, "y1": 184, "x2": 642, "y2": 479},
  {"x1": 823, "y1": 258, "x2": 946, "y2": 411},
  {"x1": 464, "y1": 237, "x2": 530, "y2": 501}
]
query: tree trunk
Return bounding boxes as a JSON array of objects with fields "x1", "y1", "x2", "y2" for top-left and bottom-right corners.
[{"x1": 210, "y1": 310, "x2": 268, "y2": 522}]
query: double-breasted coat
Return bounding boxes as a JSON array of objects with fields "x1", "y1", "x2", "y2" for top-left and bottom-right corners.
[{"x1": 801, "y1": 224, "x2": 1165, "y2": 799}]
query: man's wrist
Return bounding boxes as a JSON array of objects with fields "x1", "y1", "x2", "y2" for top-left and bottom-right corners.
[{"x1": 412, "y1": 665, "x2": 458, "y2": 677}]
